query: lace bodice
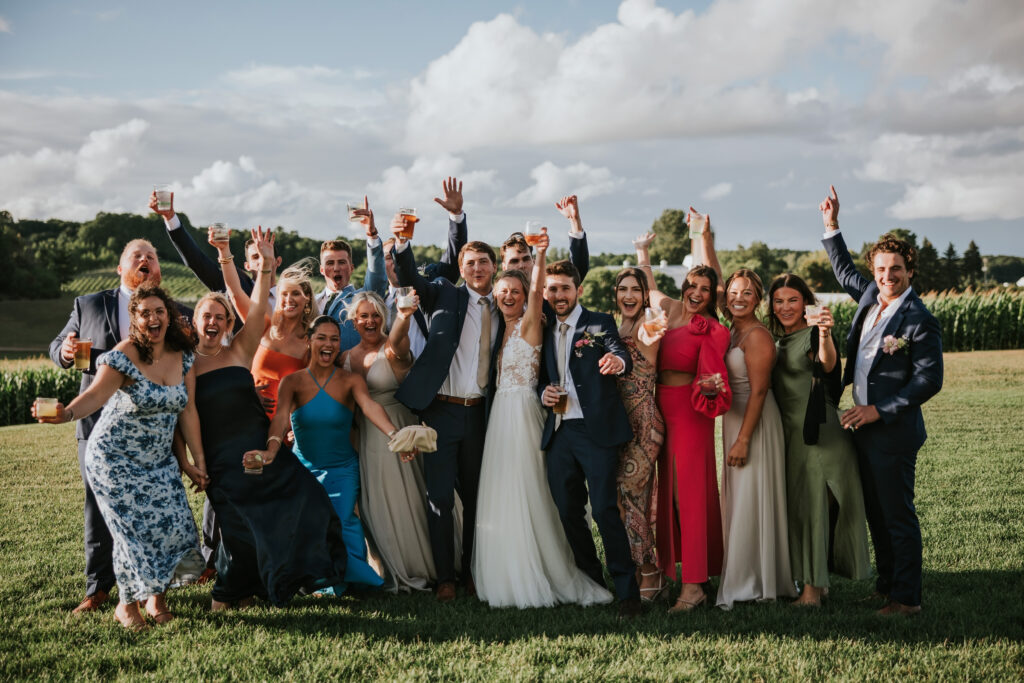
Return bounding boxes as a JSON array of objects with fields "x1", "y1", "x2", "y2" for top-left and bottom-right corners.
[{"x1": 496, "y1": 319, "x2": 540, "y2": 394}]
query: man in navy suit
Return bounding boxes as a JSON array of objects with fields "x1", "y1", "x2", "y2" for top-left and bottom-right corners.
[
  {"x1": 821, "y1": 185, "x2": 943, "y2": 616},
  {"x1": 538, "y1": 260, "x2": 642, "y2": 617},
  {"x1": 49, "y1": 239, "x2": 192, "y2": 613},
  {"x1": 391, "y1": 234, "x2": 500, "y2": 603}
]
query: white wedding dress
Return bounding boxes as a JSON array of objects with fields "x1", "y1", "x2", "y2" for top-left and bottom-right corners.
[{"x1": 472, "y1": 319, "x2": 613, "y2": 608}]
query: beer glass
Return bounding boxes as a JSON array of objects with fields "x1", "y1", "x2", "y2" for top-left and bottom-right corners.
[
  {"x1": 396, "y1": 287, "x2": 416, "y2": 310},
  {"x1": 209, "y1": 222, "x2": 230, "y2": 242},
  {"x1": 552, "y1": 384, "x2": 569, "y2": 414},
  {"x1": 74, "y1": 338, "x2": 93, "y2": 371},
  {"x1": 154, "y1": 185, "x2": 172, "y2": 211},
  {"x1": 34, "y1": 397, "x2": 58, "y2": 418},
  {"x1": 397, "y1": 208, "x2": 419, "y2": 239},
  {"x1": 689, "y1": 212, "x2": 706, "y2": 267}
]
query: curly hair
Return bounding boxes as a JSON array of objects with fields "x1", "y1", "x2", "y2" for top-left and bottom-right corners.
[
  {"x1": 270, "y1": 258, "x2": 317, "y2": 341},
  {"x1": 128, "y1": 284, "x2": 196, "y2": 364},
  {"x1": 765, "y1": 273, "x2": 817, "y2": 336},
  {"x1": 867, "y1": 233, "x2": 917, "y2": 274},
  {"x1": 683, "y1": 265, "x2": 720, "y2": 320},
  {"x1": 722, "y1": 268, "x2": 764, "y2": 321},
  {"x1": 614, "y1": 267, "x2": 650, "y2": 324}
]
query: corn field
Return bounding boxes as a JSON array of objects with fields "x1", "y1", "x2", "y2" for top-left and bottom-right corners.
[
  {"x1": 823, "y1": 288, "x2": 1024, "y2": 354},
  {"x1": 0, "y1": 366, "x2": 81, "y2": 427}
]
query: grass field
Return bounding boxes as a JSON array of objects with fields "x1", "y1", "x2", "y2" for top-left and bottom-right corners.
[{"x1": 0, "y1": 351, "x2": 1022, "y2": 680}]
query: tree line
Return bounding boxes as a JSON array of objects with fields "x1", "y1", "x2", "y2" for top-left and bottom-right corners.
[{"x1": 1, "y1": 208, "x2": 1021, "y2": 300}]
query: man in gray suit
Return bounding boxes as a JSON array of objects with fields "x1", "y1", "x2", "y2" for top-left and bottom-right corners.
[{"x1": 49, "y1": 239, "x2": 187, "y2": 613}]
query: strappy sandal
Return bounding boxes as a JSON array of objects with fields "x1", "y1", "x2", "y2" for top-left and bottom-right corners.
[
  {"x1": 668, "y1": 592, "x2": 706, "y2": 613},
  {"x1": 639, "y1": 570, "x2": 668, "y2": 603},
  {"x1": 144, "y1": 597, "x2": 174, "y2": 624}
]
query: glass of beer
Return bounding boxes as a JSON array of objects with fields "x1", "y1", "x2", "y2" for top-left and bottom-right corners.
[
  {"x1": 643, "y1": 307, "x2": 666, "y2": 336},
  {"x1": 34, "y1": 397, "x2": 59, "y2": 418},
  {"x1": 524, "y1": 221, "x2": 545, "y2": 246},
  {"x1": 346, "y1": 202, "x2": 362, "y2": 223},
  {"x1": 697, "y1": 372, "x2": 721, "y2": 396},
  {"x1": 689, "y1": 212, "x2": 706, "y2": 267},
  {"x1": 397, "y1": 207, "x2": 419, "y2": 239},
  {"x1": 396, "y1": 286, "x2": 416, "y2": 310},
  {"x1": 74, "y1": 338, "x2": 93, "y2": 371},
  {"x1": 209, "y1": 222, "x2": 230, "y2": 242},
  {"x1": 551, "y1": 384, "x2": 569, "y2": 414},
  {"x1": 154, "y1": 184, "x2": 172, "y2": 211},
  {"x1": 804, "y1": 305, "x2": 822, "y2": 325},
  {"x1": 244, "y1": 452, "x2": 264, "y2": 476}
]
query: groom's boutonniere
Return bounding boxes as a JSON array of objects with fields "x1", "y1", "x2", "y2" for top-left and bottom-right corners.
[
  {"x1": 882, "y1": 334, "x2": 910, "y2": 355},
  {"x1": 574, "y1": 331, "x2": 607, "y2": 357}
]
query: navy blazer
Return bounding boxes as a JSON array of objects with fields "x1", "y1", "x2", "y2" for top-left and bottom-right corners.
[
  {"x1": 823, "y1": 232, "x2": 943, "y2": 452},
  {"x1": 538, "y1": 307, "x2": 633, "y2": 450},
  {"x1": 392, "y1": 245, "x2": 502, "y2": 413},
  {"x1": 49, "y1": 289, "x2": 192, "y2": 441}
]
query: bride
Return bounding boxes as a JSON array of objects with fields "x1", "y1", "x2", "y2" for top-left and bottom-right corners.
[{"x1": 472, "y1": 231, "x2": 613, "y2": 608}]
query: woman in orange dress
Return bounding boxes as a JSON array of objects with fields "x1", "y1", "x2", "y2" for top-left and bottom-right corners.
[
  {"x1": 636, "y1": 226, "x2": 731, "y2": 612},
  {"x1": 214, "y1": 236, "x2": 314, "y2": 418}
]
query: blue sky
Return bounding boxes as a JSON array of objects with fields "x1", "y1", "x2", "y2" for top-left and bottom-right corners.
[{"x1": 1, "y1": 0, "x2": 1022, "y2": 260}]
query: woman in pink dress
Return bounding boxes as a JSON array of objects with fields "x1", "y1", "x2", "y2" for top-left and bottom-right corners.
[{"x1": 637, "y1": 230, "x2": 731, "y2": 612}]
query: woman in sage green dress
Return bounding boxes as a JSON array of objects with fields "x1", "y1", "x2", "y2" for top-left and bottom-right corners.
[{"x1": 767, "y1": 273, "x2": 871, "y2": 607}]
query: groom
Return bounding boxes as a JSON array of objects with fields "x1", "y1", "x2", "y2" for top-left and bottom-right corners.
[
  {"x1": 539, "y1": 260, "x2": 642, "y2": 617},
  {"x1": 821, "y1": 185, "x2": 943, "y2": 615}
]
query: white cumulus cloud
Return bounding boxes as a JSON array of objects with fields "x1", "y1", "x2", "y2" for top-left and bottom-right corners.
[
  {"x1": 509, "y1": 161, "x2": 625, "y2": 207},
  {"x1": 366, "y1": 155, "x2": 497, "y2": 213},
  {"x1": 701, "y1": 182, "x2": 733, "y2": 201}
]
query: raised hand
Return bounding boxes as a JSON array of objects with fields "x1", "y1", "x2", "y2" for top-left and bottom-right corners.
[
  {"x1": 350, "y1": 196, "x2": 378, "y2": 237},
  {"x1": 433, "y1": 176, "x2": 464, "y2": 215},
  {"x1": 820, "y1": 185, "x2": 839, "y2": 230},
  {"x1": 60, "y1": 331, "x2": 78, "y2": 365},
  {"x1": 813, "y1": 306, "x2": 834, "y2": 330},
  {"x1": 534, "y1": 228, "x2": 550, "y2": 255},
  {"x1": 632, "y1": 231, "x2": 656, "y2": 251},
  {"x1": 396, "y1": 292, "x2": 420, "y2": 319},
  {"x1": 555, "y1": 195, "x2": 580, "y2": 221},
  {"x1": 149, "y1": 190, "x2": 175, "y2": 219},
  {"x1": 688, "y1": 206, "x2": 709, "y2": 235},
  {"x1": 251, "y1": 225, "x2": 275, "y2": 261}
]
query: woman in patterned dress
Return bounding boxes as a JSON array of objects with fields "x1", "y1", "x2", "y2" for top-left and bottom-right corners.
[
  {"x1": 611, "y1": 265, "x2": 666, "y2": 602},
  {"x1": 35, "y1": 285, "x2": 207, "y2": 631}
]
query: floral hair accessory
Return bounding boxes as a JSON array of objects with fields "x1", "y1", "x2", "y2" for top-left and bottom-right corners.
[
  {"x1": 882, "y1": 334, "x2": 910, "y2": 355},
  {"x1": 573, "y1": 330, "x2": 607, "y2": 357}
]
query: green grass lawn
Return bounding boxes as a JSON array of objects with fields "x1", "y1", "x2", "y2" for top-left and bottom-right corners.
[{"x1": 0, "y1": 351, "x2": 1022, "y2": 680}]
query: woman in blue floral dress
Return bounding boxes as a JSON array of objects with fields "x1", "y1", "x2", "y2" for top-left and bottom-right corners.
[{"x1": 36, "y1": 285, "x2": 207, "y2": 631}]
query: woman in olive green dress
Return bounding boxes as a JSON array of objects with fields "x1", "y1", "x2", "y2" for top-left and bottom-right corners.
[{"x1": 767, "y1": 274, "x2": 871, "y2": 606}]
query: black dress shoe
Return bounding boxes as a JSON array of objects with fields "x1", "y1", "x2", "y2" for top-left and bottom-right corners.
[{"x1": 618, "y1": 597, "x2": 642, "y2": 619}]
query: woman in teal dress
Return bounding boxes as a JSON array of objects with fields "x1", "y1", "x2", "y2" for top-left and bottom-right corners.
[
  {"x1": 246, "y1": 316, "x2": 415, "y2": 592},
  {"x1": 767, "y1": 273, "x2": 871, "y2": 607}
]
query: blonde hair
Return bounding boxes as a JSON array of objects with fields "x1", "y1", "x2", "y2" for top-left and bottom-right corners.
[
  {"x1": 344, "y1": 291, "x2": 390, "y2": 335},
  {"x1": 195, "y1": 292, "x2": 237, "y2": 332},
  {"x1": 270, "y1": 258, "x2": 316, "y2": 340}
]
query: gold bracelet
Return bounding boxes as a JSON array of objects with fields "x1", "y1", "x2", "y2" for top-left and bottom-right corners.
[
  {"x1": 260, "y1": 269, "x2": 272, "y2": 273},
  {"x1": 826, "y1": 221, "x2": 838, "y2": 228},
  {"x1": 218, "y1": 256, "x2": 233, "y2": 264},
  {"x1": 267, "y1": 435, "x2": 282, "y2": 447}
]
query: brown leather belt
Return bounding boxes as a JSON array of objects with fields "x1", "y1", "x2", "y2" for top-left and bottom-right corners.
[{"x1": 435, "y1": 393, "x2": 484, "y2": 407}]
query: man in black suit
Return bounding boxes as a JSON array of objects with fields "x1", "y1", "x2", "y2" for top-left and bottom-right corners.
[
  {"x1": 538, "y1": 260, "x2": 642, "y2": 617},
  {"x1": 49, "y1": 239, "x2": 191, "y2": 613},
  {"x1": 821, "y1": 185, "x2": 943, "y2": 615},
  {"x1": 391, "y1": 234, "x2": 500, "y2": 603}
]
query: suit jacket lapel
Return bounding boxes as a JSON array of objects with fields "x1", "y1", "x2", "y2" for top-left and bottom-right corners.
[
  {"x1": 455, "y1": 286, "x2": 470, "y2": 338},
  {"x1": 104, "y1": 289, "x2": 120, "y2": 342},
  {"x1": 868, "y1": 293, "x2": 913, "y2": 376}
]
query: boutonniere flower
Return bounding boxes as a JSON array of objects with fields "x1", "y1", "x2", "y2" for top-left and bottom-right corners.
[
  {"x1": 574, "y1": 331, "x2": 607, "y2": 357},
  {"x1": 882, "y1": 334, "x2": 910, "y2": 355}
]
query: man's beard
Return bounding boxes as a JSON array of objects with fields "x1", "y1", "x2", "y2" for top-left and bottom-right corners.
[{"x1": 124, "y1": 269, "x2": 161, "y2": 290}]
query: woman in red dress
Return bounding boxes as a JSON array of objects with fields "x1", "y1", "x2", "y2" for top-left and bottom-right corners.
[{"x1": 637, "y1": 229, "x2": 731, "y2": 612}]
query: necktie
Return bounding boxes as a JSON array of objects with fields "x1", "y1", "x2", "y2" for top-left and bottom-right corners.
[
  {"x1": 477, "y1": 298, "x2": 492, "y2": 390},
  {"x1": 324, "y1": 291, "x2": 339, "y2": 315},
  {"x1": 555, "y1": 322, "x2": 569, "y2": 429}
]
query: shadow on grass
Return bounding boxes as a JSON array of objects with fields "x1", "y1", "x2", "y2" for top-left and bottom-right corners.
[{"x1": 210, "y1": 568, "x2": 1024, "y2": 645}]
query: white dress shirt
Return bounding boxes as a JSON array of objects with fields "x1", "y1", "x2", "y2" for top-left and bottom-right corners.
[
  {"x1": 117, "y1": 285, "x2": 132, "y2": 341},
  {"x1": 553, "y1": 304, "x2": 585, "y2": 420},
  {"x1": 438, "y1": 288, "x2": 498, "y2": 399},
  {"x1": 853, "y1": 286, "x2": 914, "y2": 406}
]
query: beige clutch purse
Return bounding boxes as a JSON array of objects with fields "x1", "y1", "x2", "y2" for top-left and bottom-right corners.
[{"x1": 387, "y1": 424, "x2": 438, "y2": 453}]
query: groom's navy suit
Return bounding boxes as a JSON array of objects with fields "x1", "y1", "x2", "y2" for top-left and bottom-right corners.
[
  {"x1": 50, "y1": 288, "x2": 192, "y2": 597},
  {"x1": 824, "y1": 231, "x2": 943, "y2": 607},
  {"x1": 393, "y1": 244, "x2": 502, "y2": 586},
  {"x1": 539, "y1": 305, "x2": 640, "y2": 601}
]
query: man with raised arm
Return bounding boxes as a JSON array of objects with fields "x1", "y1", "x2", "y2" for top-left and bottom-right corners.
[
  {"x1": 499, "y1": 194, "x2": 590, "y2": 282},
  {"x1": 821, "y1": 185, "x2": 943, "y2": 616}
]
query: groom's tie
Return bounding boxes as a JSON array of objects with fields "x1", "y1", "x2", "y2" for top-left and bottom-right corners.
[
  {"x1": 555, "y1": 322, "x2": 569, "y2": 430},
  {"x1": 477, "y1": 297, "x2": 492, "y2": 390}
]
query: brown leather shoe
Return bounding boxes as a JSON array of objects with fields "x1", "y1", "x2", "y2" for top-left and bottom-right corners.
[
  {"x1": 196, "y1": 568, "x2": 217, "y2": 585},
  {"x1": 436, "y1": 581, "x2": 457, "y2": 603},
  {"x1": 72, "y1": 590, "x2": 109, "y2": 614},
  {"x1": 618, "y1": 597, "x2": 643, "y2": 619},
  {"x1": 464, "y1": 576, "x2": 476, "y2": 598},
  {"x1": 877, "y1": 601, "x2": 922, "y2": 616}
]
